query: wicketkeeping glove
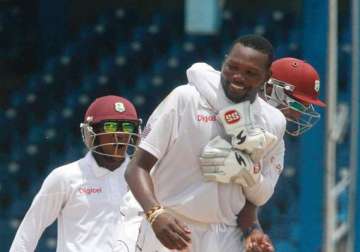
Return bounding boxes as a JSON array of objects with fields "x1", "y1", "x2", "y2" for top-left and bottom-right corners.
[
  {"x1": 217, "y1": 102, "x2": 278, "y2": 162},
  {"x1": 199, "y1": 136, "x2": 262, "y2": 187}
]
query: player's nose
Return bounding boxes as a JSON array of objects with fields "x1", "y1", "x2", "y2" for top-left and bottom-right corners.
[
  {"x1": 232, "y1": 73, "x2": 246, "y2": 85},
  {"x1": 115, "y1": 133, "x2": 130, "y2": 143}
]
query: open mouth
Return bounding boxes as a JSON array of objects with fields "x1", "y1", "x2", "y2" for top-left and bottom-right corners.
[
  {"x1": 229, "y1": 82, "x2": 247, "y2": 96},
  {"x1": 230, "y1": 82, "x2": 245, "y2": 90}
]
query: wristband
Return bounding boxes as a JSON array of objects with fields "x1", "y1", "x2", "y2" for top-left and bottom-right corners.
[{"x1": 242, "y1": 222, "x2": 262, "y2": 240}]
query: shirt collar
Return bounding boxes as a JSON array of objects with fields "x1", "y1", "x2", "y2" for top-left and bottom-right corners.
[{"x1": 83, "y1": 152, "x2": 129, "y2": 178}]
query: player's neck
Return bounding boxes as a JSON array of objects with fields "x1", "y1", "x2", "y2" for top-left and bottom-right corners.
[{"x1": 93, "y1": 153, "x2": 125, "y2": 171}]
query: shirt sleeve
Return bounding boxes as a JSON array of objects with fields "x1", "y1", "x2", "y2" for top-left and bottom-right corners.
[
  {"x1": 243, "y1": 127, "x2": 286, "y2": 206},
  {"x1": 139, "y1": 88, "x2": 183, "y2": 160},
  {"x1": 9, "y1": 168, "x2": 68, "y2": 252}
]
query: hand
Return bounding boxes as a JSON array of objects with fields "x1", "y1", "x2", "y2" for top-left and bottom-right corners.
[
  {"x1": 244, "y1": 229, "x2": 274, "y2": 252},
  {"x1": 233, "y1": 128, "x2": 278, "y2": 162},
  {"x1": 217, "y1": 102, "x2": 277, "y2": 162},
  {"x1": 200, "y1": 136, "x2": 261, "y2": 187},
  {"x1": 151, "y1": 212, "x2": 192, "y2": 250}
]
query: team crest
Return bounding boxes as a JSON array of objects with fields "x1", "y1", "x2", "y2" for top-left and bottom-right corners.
[
  {"x1": 314, "y1": 80, "x2": 320, "y2": 92},
  {"x1": 115, "y1": 102, "x2": 125, "y2": 112}
]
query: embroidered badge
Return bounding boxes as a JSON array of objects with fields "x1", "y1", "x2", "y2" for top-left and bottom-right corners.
[
  {"x1": 314, "y1": 80, "x2": 320, "y2": 92},
  {"x1": 115, "y1": 102, "x2": 125, "y2": 112}
]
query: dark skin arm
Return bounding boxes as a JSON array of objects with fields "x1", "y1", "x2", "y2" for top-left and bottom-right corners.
[
  {"x1": 237, "y1": 201, "x2": 274, "y2": 252},
  {"x1": 124, "y1": 148, "x2": 159, "y2": 211},
  {"x1": 124, "y1": 148, "x2": 191, "y2": 250}
]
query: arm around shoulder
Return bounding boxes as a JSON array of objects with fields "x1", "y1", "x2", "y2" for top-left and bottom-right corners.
[{"x1": 243, "y1": 136, "x2": 285, "y2": 206}]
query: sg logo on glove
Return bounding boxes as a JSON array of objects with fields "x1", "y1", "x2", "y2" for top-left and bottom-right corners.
[
  {"x1": 235, "y1": 130, "x2": 247, "y2": 145},
  {"x1": 235, "y1": 152, "x2": 246, "y2": 166},
  {"x1": 199, "y1": 136, "x2": 261, "y2": 187},
  {"x1": 224, "y1": 110, "x2": 241, "y2": 124}
]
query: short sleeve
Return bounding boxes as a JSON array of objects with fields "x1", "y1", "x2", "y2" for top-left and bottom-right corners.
[{"x1": 139, "y1": 88, "x2": 184, "y2": 160}]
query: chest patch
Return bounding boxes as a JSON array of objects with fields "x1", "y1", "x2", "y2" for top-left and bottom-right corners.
[{"x1": 196, "y1": 114, "x2": 216, "y2": 122}]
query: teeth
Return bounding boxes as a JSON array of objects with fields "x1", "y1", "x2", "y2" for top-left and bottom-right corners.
[{"x1": 230, "y1": 83, "x2": 245, "y2": 90}]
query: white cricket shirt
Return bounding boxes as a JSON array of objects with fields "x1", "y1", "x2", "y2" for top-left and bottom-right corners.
[
  {"x1": 10, "y1": 152, "x2": 129, "y2": 252},
  {"x1": 139, "y1": 64, "x2": 286, "y2": 226}
]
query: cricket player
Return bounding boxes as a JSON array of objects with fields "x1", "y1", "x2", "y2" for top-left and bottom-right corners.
[
  {"x1": 125, "y1": 34, "x2": 286, "y2": 252},
  {"x1": 10, "y1": 95, "x2": 141, "y2": 252},
  {"x1": 263, "y1": 57, "x2": 326, "y2": 135},
  {"x1": 187, "y1": 57, "x2": 326, "y2": 251}
]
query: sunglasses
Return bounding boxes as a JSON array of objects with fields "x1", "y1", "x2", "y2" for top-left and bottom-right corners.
[{"x1": 102, "y1": 121, "x2": 137, "y2": 134}]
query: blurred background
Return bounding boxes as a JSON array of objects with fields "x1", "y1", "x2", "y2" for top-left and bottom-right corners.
[{"x1": 0, "y1": 0, "x2": 358, "y2": 251}]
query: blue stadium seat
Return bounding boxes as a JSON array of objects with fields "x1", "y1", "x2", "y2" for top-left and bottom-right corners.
[
  {"x1": 0, "y1": 174, "x2": 21, "y2": 215},
  {"x1": 8, "y1": 199, "x2": 31, "y2": 219},
  {"x1": 112, "y1": 8, "x2": 138, "y2": 39},
  {"x1": 37, "y1": 231, "x2": 57, "y2": 252},
  {"x1": 0, "y1": 218, "x2": 16, "y2": 251},
  {"x1": 275, "y1": 239, "x2": 297, "y2": 252}
]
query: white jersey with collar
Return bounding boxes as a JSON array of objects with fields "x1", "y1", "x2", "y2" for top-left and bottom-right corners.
[
  {"x1": 139, "y1": 68, "x2": 286, "y2": 226},
  {"x1": 10, "y1": 152, "x2": 129, "y2": 252}
]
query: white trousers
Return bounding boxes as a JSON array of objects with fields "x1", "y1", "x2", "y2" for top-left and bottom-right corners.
[
  {"x1": 113, "y1": 215, "x2": 143, "y2": 252},
  {"x1": 135, "y1": 216, "x2": 244, "y2": 252}
]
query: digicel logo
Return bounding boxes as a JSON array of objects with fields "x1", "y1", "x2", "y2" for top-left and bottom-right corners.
[
  {"x1": 79, "y1": 187, "x2": 102, "y2": 195},
  {"x1": 196, "y1": 114, "x2": 216, "y2": 122},
  {"x1": 224, "y1": 110, "x2": 240, "y2": 124}
]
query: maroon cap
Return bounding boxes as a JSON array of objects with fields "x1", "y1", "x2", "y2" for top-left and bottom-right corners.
[
  {"x1": 84, "y1": 95, "x2": 138, "y2": 123},
  {"x1": 271, "y1": 57, "x2": 326, "y2": 107}
]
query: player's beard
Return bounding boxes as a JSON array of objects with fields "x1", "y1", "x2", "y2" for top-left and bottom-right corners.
[{"x1": 221, "y1": 74, "x2": 259, "y2": 103}]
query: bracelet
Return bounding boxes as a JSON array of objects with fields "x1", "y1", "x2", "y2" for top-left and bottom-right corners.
[
  {"x1": 145, "y1": 206, "x2": 166, "y2": 225},
  {"x1": 242, "y1": 223, "x2": 262, "y2": 240},
  {"x1": 148, "y1": 208, "x2": 166, "y2": 225}
]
